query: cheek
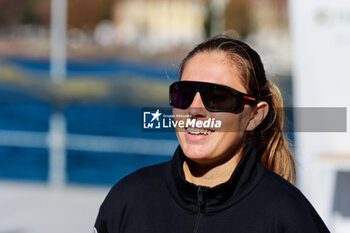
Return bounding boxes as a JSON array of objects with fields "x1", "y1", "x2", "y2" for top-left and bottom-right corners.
[
  {"x1": 219, "y1": 132, "x2": 244, "y2": 154},
  {"x1": 172, "y1": 108, "x2": 188, "y2": 130},
  {"x1": 216, "y1": 113, "x2": 246, "y2": 133},
  {"x1": 213, "y1": 111, "x2": 251, "y2": 151},
  {"x1": 172, "y1": 108, "x2": 181, "y2": 117},
  {"x1": 220, "y1": 106, "x2": 254, "y2": 133}
]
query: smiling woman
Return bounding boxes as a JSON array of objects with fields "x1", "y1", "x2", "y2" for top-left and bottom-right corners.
[
  {"x1": 94, "y1": 35, "x2": 330, "y2": 233},
  {"x1": 172, "y1": 50, "x2": 267, "y2": 187}
]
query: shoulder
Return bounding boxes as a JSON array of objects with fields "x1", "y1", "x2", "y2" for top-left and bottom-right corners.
[
  {"x1": 101, "y1": 160, "x2": 171, "y2": 208},
  {"x1": 254, "y1": 164, "x2": 329, "y2": 232},
  {"x1": 256, "y1": 164, "x2": 314, "y2": 210},
  {"x1": 94, "y1": 160, "x2": 172, "y2": 232},
  {"x1": 259, "y1": 165, "x2": 306, "y2": 202},
  {"x1": 117, "y1": 160, "x2": 170, "y2": 190}
]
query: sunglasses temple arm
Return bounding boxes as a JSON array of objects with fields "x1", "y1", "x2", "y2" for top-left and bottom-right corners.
[{"x1": 243, "y1": 95, "x2": 259, "y2": 104}]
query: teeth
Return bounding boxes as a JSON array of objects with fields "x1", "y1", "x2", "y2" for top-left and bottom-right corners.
[{"x1": 187, "y1": 128, "x2": 211, "y2": 135}]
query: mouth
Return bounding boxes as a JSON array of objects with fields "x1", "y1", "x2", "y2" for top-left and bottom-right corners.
[{"x1": 186, "y1": 127, "x2": 214, "y2": 136}]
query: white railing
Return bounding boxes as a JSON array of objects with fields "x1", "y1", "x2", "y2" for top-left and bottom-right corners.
[
  {"x1": 0, "y1": 128, "x2": 178, "y2": 186},
  {"x1": 0, "y1": 130, "x2": 177, "y2": 156}
]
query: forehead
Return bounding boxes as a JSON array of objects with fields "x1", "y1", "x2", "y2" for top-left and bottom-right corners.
[{"x1": 181, "y1": 51, "x2": 247, "y2": 93}]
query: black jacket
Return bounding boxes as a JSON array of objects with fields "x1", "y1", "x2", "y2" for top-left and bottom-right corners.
[{"x1": 94, "y1": 143, "x2": 330, "y2": 233}]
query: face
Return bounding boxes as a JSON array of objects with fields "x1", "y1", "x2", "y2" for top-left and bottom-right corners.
[{"x1": 173, "y1": 51, "x2": 255, "y2": 165}]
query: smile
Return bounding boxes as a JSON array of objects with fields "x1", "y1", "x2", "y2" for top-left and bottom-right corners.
[{"x1": 186, "y1": 127, "x2": 213, "y2": 135}]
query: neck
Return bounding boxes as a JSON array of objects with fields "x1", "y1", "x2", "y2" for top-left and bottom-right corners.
[{"x1": 182, "y1": 148, "x2": 244, "y2": 188}]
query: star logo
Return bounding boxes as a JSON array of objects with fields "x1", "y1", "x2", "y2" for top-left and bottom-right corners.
[
  {"x1": 143, "y1": 108, "x2": 162, "y2": 129},
  {"x1": 150, "y1": 109, "x2": 162, "y2": 122}
]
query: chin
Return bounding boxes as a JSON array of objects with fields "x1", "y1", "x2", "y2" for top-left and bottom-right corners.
[
  {"x1": 176, "y1": 131, "x2": 215, "y2": 162},
  {"x1": 180, "y1": 143, "x2": 213, "y2": 163}
]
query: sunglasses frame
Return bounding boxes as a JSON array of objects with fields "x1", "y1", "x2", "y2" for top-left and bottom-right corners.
[{"x1": 169, "y1": 81, "x2": 259, "y2": 112}]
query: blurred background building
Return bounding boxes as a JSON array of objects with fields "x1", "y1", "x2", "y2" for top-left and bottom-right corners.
[{"x1": 0, "y1": 0, "x2": 349, "y2": 232}]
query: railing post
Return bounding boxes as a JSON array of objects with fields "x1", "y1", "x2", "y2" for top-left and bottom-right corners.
[{"x1": 49, "y1": 0, "x2": 67, "y2": 187}]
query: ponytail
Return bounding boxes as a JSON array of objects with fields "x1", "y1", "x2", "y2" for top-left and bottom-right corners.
[{"x1": 251, "y1": 80, "x2": 296, "y2": 183}]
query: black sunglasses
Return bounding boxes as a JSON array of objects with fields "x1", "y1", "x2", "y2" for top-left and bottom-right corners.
[{"x1": 169, "y1": 81, "x2": 259, "y2": 112}]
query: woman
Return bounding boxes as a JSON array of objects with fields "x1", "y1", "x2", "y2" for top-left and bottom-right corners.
[{"x1": 94, "y1": 35, "x2": 330, "y2": 233}]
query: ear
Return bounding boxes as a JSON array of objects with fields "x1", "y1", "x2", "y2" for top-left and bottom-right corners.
[{"x1": 246, "y1": 101, "x2": 269, "y2": 131}]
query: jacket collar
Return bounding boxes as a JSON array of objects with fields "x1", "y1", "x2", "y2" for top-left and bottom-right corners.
[{"x1": 166, "y1": 141, "x2": 264, "y2": 213}]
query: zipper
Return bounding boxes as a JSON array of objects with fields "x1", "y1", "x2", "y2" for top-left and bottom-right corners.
[{"x1": 192, "y1": 185, "x2": 205, "y2": 233}]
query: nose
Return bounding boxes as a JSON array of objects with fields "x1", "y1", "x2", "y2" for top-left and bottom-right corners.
[{"x1": 187, "y1": 92, "x2": 207, "y2": 118}]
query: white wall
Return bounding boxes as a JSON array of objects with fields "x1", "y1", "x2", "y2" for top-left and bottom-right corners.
[{"x1": 289, "y1": 0, "x2": 350, "y2": 231}]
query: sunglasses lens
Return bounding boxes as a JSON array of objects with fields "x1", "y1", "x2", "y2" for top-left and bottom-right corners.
[
  {"x1": 170, "y1": 82, "x2": 195, "y2": 109},
  {"x1": 202, "y1": 84, "x2": 237, "y2": 110},
  {"x1": 170, "y1": 81, "x2": 241, "y2": 111}
]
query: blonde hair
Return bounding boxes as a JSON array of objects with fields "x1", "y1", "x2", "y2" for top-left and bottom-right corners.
[
  {"x1": 179, "y1": 35, "x2": 296, "y2": 183},
  {"x1": 251, "y1": 80, "x2": 295, "y2": 183}
]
